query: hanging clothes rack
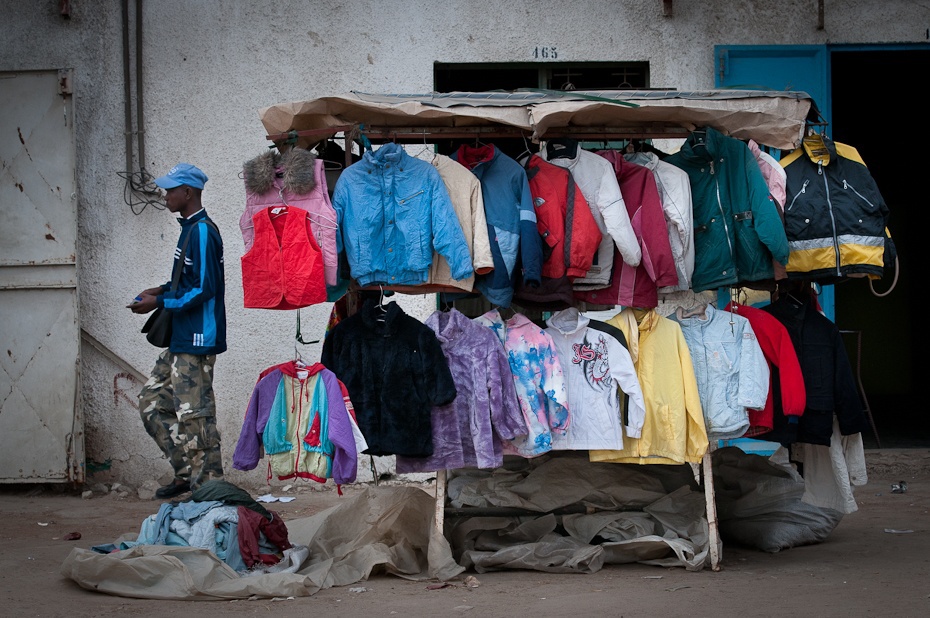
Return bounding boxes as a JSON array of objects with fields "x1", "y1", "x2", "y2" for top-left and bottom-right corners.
[{"x1": 256, "y1": 89, "x2": 820, "y2": 574}]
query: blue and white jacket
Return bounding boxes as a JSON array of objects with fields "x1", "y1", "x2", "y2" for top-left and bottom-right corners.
[
  {"x1": 332, "y1": 143, "x2": 474, "y2": 288},
  {"x1": 158, "y1": 209, "x2": 227, "y2": 355},
  {"x1": 453, "y1": 144, "x2": 542, "y2": 307}
]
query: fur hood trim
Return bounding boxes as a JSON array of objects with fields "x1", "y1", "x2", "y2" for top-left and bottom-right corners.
[{"x1": 243, "y1": 148, "x2": 317, "y2": 196}]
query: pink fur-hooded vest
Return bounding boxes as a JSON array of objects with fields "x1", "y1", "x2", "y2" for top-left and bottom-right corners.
[{"x1": 241, "y1": 148, "x2": 339, "y2": 287}]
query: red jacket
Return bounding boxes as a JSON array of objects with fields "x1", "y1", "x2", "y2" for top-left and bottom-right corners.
[
  {"x1": 524, "y1": 154, "x2": 602, "y2": 279},
  {"x1": 724, "y1": 302, "x2": 806, "y2": 436},
  {"x1": 241, "y1": 205, "x2": 327, "y2": 309},
  {"x1": 576, "y1": 151, "x2": 677, "y2": 308}
]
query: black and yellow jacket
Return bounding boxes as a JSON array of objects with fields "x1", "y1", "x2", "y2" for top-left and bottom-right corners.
[{"x1": 780, "y1": 134, "x2": 894, "y2": 282}]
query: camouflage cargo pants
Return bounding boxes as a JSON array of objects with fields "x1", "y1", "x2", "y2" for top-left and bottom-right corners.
[{"x1": 138, "y1": 350, "x2": 223, "y2": 489}]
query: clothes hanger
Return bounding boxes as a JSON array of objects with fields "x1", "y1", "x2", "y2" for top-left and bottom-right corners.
[
  {"x1": 410, "y1": 130, "x2": 434, "y2": 160},
  {"x1": 515, "y1": 133, "x2": 535, "y2": 165},
  {"x1": 269, "y1": 187, "x2": 291, "y2": 218},
  {"x1": 375, "y1": 284, "x2": 388, "y2": 322},
  {"x1": 295, "y1": 308, "x2": 320, "y2": 348},
  {"x1": 307, "y1": 211, "x2": 339, "y2": 230}
]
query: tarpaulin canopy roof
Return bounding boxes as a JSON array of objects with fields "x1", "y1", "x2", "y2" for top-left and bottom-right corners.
[{"x1": 258, "y1": 89, "x2": 818, "y2": 151}]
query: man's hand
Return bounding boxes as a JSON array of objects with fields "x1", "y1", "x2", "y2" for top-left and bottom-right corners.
[{"x1": 127, "y1": 292, "x2": 159, "y2": 314}]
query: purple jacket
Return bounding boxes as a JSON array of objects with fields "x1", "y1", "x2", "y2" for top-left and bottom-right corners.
[
  {"x1": 395, "y1": 309, "x2": 525, "y2": 473},
  {"x1": 232, "y1": 362, "x2": 358, "y2": 485}
]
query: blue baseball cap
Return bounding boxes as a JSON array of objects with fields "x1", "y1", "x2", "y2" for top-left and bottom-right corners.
[{"x1": 154, "y1": 163, "x2": 208, "y2": 190}]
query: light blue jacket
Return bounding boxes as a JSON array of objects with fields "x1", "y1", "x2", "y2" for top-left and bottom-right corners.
[
  {"x1": 332, "y1": 143, "x2": 473, "y2": 287},
  {"x1": 671, "y1": 304, "x2": 769, "y2": 440}
]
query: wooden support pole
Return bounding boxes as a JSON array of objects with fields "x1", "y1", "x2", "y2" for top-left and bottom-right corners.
[
  {"x1": 434, "y1": 469, "x2": 447, "y2": 536},
  {"x1": 702, "y1": 449, "x2": 722, "y2": 571}
]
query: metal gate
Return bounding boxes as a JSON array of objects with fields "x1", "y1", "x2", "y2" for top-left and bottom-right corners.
[{"x1": 0, "y1": 69, "x2": 83, "y2": 483}]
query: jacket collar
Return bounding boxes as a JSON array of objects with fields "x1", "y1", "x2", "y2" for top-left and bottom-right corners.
[
  {"x1": 360, "y1": 298, "x2": 403, "y2": 336},
  {"x1": 278, "y1": 360, "x2": 325, "y2": 379},
  {"x1": 546, "y1": 307, "x2": 589, "y2": 335},
  {"x1": 363, "y1": 142, "x2": 409, "y2": 171},
  {"x1": 179, "y1": 208, "x2": 208, "y2": 227},
  {"x1": 427, "y1": 308, "x2": 471, "y2": 344},
  {"x1": 454, "y1": 143, "x2": 496, "y2": 170},
  {"x1": 623, "y1": 151, "x2": 659, "y2": 170},
  {"x1": 801, "y1": 133, "x2": 838, "y2": 167},
  {"x1": 677, "y1": 125, "x2": 724, "y2": 163}
]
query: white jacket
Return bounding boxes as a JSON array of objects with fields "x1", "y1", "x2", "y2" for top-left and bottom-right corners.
[
  {"x1": 670, "y1": 304, "x2": 769, "y2": 440},
  {"x1": 544, "y1": 308, "x2": 646, "y2": 450},
  {"x1": 542, "y1": 144, "x2": 641, "y2": 289},
  {"x1": 624, "y1": 152, "x2": 694, "y2": 293}
]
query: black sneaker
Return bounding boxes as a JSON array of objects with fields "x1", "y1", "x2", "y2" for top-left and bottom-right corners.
[{"x1": 155, "y1": 480, "x2": 191, "y2": 499}]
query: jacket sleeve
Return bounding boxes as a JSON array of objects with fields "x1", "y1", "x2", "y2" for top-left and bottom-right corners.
[
  {"x1": 516, "y1": 170, "x2": 543, "y2": 286},
  {"x1": 540, "y1": 333, "x2": 571, "y2": 434},
  {"x1": 418, "y1": 326, "x2": 458, "y2": 407},
  {"x1": 428, "y1": 170, "x2": 475, "y2": 281},
  {"x1": 469, "y1": 178, "x2": 495, "y2": 274},
  {"x1": 232, "y1": 371, "x2": 280, "y2": 471},
  {"x1": 321, "y1": 370, "x2": 358, "y2": 485},
  {"x1": 161, "y1": 221, "x2": 223, "y2": 312},
  {"x1": 488, "y1": 340, "x2": 527, "y2": 441},
  {"x1": 832, "y1": 329, "x2": 867, "y2": 435},
  {"x1": 597, "y1": 170, "x2": 642, "y2": 267},
  {"x1": 566, "y1": 175, "x2": 603, "y2": 278},
  {"x1": 606, "y1": 335, "x2": 646, "y2": 439},
  {"x1": 772, "y1": 320, "x2": 807, "y2": 417},
  {"x1": 736, "y1": 320, "x2": 770, "y2": 411},
  {"x1": 677, "y1": 326, "x2": 710, "y2": 462},
  {"x1": 744, "y1": 149, "x2": 790, "y2": 266},
  {"x1": 631, "y1": 170, "x2": 678, "y2": 288},
  {"x1": 657, "y1": 164, "x2": 695, "y2": 289}
]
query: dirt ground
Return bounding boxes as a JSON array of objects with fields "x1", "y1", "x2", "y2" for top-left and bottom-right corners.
[{"x1": 2, "y1": 448, "x2": 928, "y2": 618}]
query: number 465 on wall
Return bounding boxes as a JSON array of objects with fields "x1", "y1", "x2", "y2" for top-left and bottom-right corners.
[{"x1": 532, "y1": 46, "x2": 558, "y2": 59}]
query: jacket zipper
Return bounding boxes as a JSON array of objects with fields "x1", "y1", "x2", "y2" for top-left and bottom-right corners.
[
  {"x1": 843, "y1": 180, "x2": 876, "y2": 209},
  {"x1": 398, "y1": 190, "x2": 424, "y2": 204},
  {"x1": 786, "y1": 179, "x2": 809, "y2": 211},
  {"x1": 710, "y1": 160, "x2": 735, "y2": 268},
  {"x1": 819, "y1": 163, "x2": 842, "y2": 276}
]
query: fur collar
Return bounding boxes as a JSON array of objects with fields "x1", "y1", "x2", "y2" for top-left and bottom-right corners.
[{"x1": 242, "y1": 148, "x2": 317, "y2": 196}]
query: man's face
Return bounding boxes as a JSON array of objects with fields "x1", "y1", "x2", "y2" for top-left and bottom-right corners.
[{"x1": 163, "y1": 185, "x2": 189, "y2": 213}]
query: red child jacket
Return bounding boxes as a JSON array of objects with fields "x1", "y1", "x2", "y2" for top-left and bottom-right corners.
[
  {"x1": 524, "y1": 154, "x2": 602, "y2": 279},
  {"x1": 241, "y1": 205, "x2": 327, "y2": 309}
]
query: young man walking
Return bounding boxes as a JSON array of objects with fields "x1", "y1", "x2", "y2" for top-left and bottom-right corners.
[{"x1": 128, "y1": 163, "x2": 227, "y2": 499}]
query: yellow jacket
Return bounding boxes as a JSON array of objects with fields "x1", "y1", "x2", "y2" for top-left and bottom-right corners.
[{"x1": 589, "y1": 308, "x2": 708, "y2": 464}]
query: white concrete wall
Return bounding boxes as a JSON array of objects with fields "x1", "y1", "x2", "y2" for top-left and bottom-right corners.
[{"x1": 1, "y1": 0, "x2": 926, "y2": 490}]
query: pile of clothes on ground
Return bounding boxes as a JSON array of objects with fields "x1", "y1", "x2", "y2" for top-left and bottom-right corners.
[{"x1": 86, "y1": 480, "x2": 307, "y2": 576}]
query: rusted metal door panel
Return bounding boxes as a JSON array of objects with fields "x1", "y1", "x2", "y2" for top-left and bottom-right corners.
[{"x1": 0, "y1": 69, "x2": 83, "y2": 483}]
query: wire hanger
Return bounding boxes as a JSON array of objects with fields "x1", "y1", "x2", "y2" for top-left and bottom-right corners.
[
  {"x1": 375, "y1": 284, "x2": 388, "y2": 322},
  {"x1": 515, "y1": 133, "x2": 535, "y2": 165},
  {"x1": 411, "y1": 130, "x2": 433, "y2": 160},
  {"x1": 295, "y1": 308, "x2": 320, "y2": 348},
  {"x1": 269, "y1": 187, "x2": 291, "y2": 218}
]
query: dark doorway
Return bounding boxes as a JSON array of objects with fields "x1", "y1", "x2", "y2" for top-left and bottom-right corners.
[{"x1": 831, "y1": 49, "x2": 930, "y2": 447}]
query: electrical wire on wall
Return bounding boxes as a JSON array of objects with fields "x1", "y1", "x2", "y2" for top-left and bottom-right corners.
[
  {"x1": 120, "y1": 0, "x2": 163, "y2": 215},
  {"x1": 117, "y1": 169, "x2": 164, "y2": 215}
]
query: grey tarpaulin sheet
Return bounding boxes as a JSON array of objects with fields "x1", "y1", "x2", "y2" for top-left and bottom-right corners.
[
  {"x1": 61, "y1": 486, "x2": 464, "y2": 601},
  {"x1": 444, "y1": 452, "x2": 712, "y2": 573},
  {"x1": 258, "y1": 89, "x2": 816, "y2": 150}
]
